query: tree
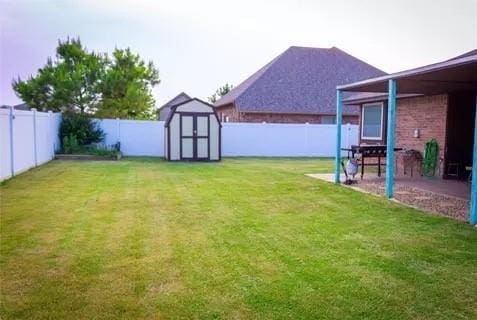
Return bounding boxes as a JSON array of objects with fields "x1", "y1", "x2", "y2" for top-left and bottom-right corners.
[
  {"x1": 208, "y1": 83, "x2": 233, "y2": 103},
  {"x1": 95, "y1": 48, "x2": 160, "y2": 119},
  {"x1": 12, "y1": 37, "x2": 160, "y2": 119},
  {"x1": 13, "y1": 38, "x2": 106, "y2": 113}
]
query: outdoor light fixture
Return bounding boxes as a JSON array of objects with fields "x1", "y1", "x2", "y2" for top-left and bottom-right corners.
[{"x1": 414, "y1": 128, "x2": 420, "y2": 138}]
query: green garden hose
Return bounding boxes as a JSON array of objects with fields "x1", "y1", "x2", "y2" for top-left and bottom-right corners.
[{"x1": 423, "y1": 139, "x2": 439, "y2": 177}]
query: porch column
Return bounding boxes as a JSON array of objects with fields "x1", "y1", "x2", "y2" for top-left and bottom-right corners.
[
  {"x1": 385, "y1": 79, "x2": 397, "y2": 198},
  {"x1": 335, "y1": 89, "x2": 343, "y2": 183},
  {"x1": 470, "y1": 91, "x2": 477, "y2": 225}
]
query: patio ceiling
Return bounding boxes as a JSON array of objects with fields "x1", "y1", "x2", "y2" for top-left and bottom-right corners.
[{"x1": 337, "y1": 53, "x2": 477, "y2": 95}]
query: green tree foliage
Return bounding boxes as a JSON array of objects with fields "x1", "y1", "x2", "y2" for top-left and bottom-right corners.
[
  {"x1": 96, "y1": 48, "x2": 160, "y2": 119},
  {"x1": 13, "y1": 38, "x2": 106, "y2": 113},
  {"x1": 12, "y1": 37, "x2": 160, "y2": 119},
  {"x1": 208, "y1": 83, "x2": 233, "y2": 103}
]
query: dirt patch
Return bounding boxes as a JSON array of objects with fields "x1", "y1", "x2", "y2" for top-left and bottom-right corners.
[{"x1": 357, "y1": 181, "x2": 469, "y2": 221}]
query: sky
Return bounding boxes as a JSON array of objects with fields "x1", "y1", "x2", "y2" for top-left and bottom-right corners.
[{"x1": 1, "y1": 0, "x2": 476, "y2": 108}]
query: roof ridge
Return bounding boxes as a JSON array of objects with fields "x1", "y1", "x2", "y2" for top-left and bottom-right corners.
[
  {"x1": 215, "y1": 45, "x2": 385, "y2": 115},
  {"x1": 214, "y1": 48, "x2": 290, "y2": 108},
  {"x1": 159, "y1": 92, "x2": 191, "y2": 110},
  {"x1": 331, "y1": 47, "x2": 387, "y2": 75},
  {"x1": 288, "y1": 45, "x2": 332, "y2": 50}
]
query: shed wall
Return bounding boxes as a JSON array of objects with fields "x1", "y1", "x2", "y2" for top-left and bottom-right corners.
[
  {"x1": 170, "y1": 114, "x2": 180, "y2": 160},
  {"x1": 209, "y1": 114, "x2": 220, "y2": 160},
  {"x1": 176, "y1": 100, "x2": 213, "y2": 113}
]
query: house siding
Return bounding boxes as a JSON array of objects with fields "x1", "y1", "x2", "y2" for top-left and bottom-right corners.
[{"x1": 215, "y1": 104, "x2": 358, "y2": 124}]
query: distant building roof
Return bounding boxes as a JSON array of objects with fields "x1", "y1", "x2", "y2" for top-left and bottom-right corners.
[
  {"x1": 158, "y1": 92, "x2": 191, "y2": 112},
  {"x1": 157, "y1": 92, "x2": 191, "y2": 120},
  {"x1": 13, "y1": 103, "x2": 30, "y2": 110},
  {"x1": 214, "y1": 46, "x2": 386, "y2": 114},
  {"x1": 0, "y1": 103, "x2": 30, "y2": 110}
]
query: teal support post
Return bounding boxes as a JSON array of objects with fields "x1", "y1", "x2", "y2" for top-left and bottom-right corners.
[
  {"x1": 469, "y1": 91, "x2": 477, "y2": 225},
  {"x1": 335, "y1": 90, "x2": 343, "y2": 183},
  {"x1": 385, "y1": 79, "x2": 397, "y2": 198}
]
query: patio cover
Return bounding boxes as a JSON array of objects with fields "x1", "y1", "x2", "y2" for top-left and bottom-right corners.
[
  {"x1": 337, "y1": 52, "x2": 477, "y2": 95},
  {"x1": 334, "y1": 50, "x2": 477, "y2": 224}
]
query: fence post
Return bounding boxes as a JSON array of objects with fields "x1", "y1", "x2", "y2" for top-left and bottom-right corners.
[
  {"x1": 116, "y1": 118, "x2": 121, "y2": 144},
  {"x1": 305, "y1": 122, "x2": 310, "y2": 156},
  {"x1": 9, "y1": 106, "x2": 15, "y2": 178},
  {"x1": 48, "y1": 111, "x2": 53, "y2": 158},
  {"x1": 346, "y1": 123, "x2": 351, "y2": 149},
  {"x1": 32, "y1": 108, "x2": 38, "y2": 166}
]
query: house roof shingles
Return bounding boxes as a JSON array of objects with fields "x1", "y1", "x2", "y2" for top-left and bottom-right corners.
[
  {"x1": 215, "y1": 46, "x2": 386, "y2": 115},
  {"x1": 158, "y1": 92, "x2": 191, "y2": 112}
]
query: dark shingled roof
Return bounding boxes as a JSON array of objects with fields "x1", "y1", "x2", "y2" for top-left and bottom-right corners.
[
  {"x1": 158, "y1": 92, "x2": 191, "y2": 111},
  {"x1": 0, "y1": 103, "x2": 31, "y2": 110},
  {"x1": 157, "y1": 92, "x2": 191, "y2": 120},
  {"x1": 215, "y1": 46, "x2": 386, "y2": 114}
]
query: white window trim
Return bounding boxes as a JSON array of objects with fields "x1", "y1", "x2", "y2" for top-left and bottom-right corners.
[{"x1": 361, "y1": 102, "x2": 384, "y2": 140}]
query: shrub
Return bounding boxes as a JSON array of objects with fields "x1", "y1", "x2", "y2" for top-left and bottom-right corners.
[
  {"x1": 59, "y1": 113, "x2": 104, "y2": 150},
  {"x1": 62, "y1": 135, "x2": 80, "y2": 154}
]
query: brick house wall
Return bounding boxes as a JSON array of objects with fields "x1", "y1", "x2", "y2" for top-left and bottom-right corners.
[
  {"x1": 215, "y1": 103, "x2": 240, "y2": 122},
  {"x1": 215, "y1": 103, "x2": 358, "y2": 124},
  {"x1": 395, "y1": 94, "x2": 448, "y2": 162},
  {"x1": 358, "y1": 94, "x2": 448, "y2": 175}
]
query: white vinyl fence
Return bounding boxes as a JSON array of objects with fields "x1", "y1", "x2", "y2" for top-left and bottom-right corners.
[
  {"x1": 98, "y1": 119, "x2": 165, "y2": 156},
  {"x1": 221, "y1": 122, "x2": 357, "y2": 157},
  {"x1": 1, "y1": 112, "x2": 358, "y2": 181},
  {"x1": 96, "y1": 119, "x2": 358, "y2": 158},
  {"x1": 0, "y1": 108, "x2": 61, "y2": 181}
]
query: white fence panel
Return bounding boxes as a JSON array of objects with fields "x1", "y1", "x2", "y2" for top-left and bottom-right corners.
[
  {"x1": 98, "y1": 119, "x2": 165, "y2": 156},
  {"x1": 0, "y1": 108, "x2": 61, "y2": 181},
  {"x1": 98, "y1": 119, "x2": 119, "y2": 147},
  {"x1": 221, "y1": 123, "x2": 358, "y2": 157},
  {"x1": 1, "y1": 111, "x2": 359, "y2": 181},
  {"x1": 0, "y1": 109, "x2": 13, "y2": 180},
  {"x1": 12, "y1": 110, "x2": 36, "y2": 174},
  {"x1": 35, "y1": 112, "x2": 49, "y2": 165}
]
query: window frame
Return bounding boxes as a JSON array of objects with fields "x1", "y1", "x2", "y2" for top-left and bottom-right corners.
[{"x1": 361, "y1": 102, "x2": 384, "y2": 140}]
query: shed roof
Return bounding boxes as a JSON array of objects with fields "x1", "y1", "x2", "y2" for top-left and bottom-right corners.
[
  {"x1": 164, "y1": 98, "x2": 221, "y2": 127},
  {"x1": 215, "y1": 46, "x2": 385, "y2": 115}
]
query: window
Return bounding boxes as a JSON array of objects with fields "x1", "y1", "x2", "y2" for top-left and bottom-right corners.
[
  {"x1": 361, "y1": 102, "x2": 383, "y2": 140},
  {"x1": 321, "y1": 116, "x2": 335, "y2": 124}
]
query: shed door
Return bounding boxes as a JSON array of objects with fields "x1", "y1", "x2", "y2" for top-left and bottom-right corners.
[
  {"x1": 196, "y1": 115, "x2": 209, "y2": 159},
  {"x1": 180, "y1": 114, "x2": 209, "y2": 160}
]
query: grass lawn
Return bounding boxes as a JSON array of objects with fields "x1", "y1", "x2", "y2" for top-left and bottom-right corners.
[{"x1": 1, "y1": 158, "x2": 476, "y2": 319}]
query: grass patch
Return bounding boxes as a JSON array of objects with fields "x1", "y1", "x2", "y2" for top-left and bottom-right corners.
[{"x1": 1, "y1": 158, "x2": 476, "y2": 319}]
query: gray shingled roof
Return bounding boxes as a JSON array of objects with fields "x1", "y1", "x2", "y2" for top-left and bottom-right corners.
[
  {"x1": 215, "y1": 46, "x2": 386, "y2": 114},
  {"x1": 157, "y1": 92, "x2": 191, "y2": 120},
  {"x1": 158, "y1": 92, "x2": 191, "y2": 111}
]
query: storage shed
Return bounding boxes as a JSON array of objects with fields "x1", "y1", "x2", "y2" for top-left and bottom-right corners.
[{"x1": 164, "y1": 98, "x2": 221, "y2": 161}]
